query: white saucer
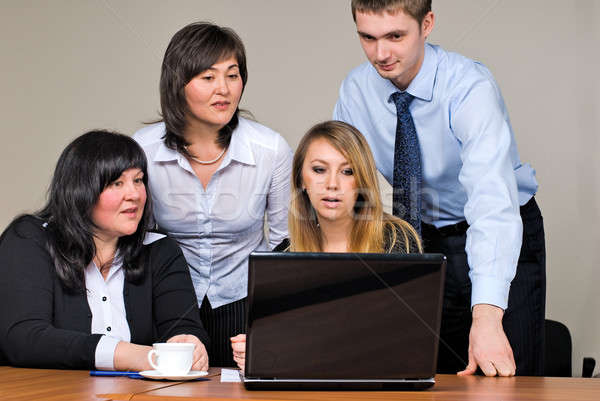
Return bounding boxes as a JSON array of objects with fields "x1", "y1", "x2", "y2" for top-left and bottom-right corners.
[{"x1": 139, "y1": 370, "x2": 209, "y2": 381}]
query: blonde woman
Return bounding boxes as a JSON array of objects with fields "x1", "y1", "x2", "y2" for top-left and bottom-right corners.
[{"x1": 230, "y1": 120, "x2": 421, "y2": 370}]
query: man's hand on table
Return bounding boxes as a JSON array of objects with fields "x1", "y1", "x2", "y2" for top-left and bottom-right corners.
[{"x1": 457, "y1": 304, "x2": 516, "y2": 377}]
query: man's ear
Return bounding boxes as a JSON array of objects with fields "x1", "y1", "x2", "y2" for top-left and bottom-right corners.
[{"x1": 421, "y1": 11, "x2": 435, "y2": 38}]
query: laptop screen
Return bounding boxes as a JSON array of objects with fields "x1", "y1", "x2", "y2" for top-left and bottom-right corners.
[{"x1": 245, "y1": 252, "x2": 445, "y2": 380}]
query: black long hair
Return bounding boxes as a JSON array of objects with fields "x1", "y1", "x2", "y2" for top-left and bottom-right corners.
[
  {"x1": 37, "y1": 130, "x2": 152, "y2": 291},
  {"x1": 159, "y1": 21, "x2": 248, "y2": 154}
]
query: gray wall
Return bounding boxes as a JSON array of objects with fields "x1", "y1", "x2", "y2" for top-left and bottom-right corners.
[{"x1": 1, "y1": 0, "x2": 598, "y2": 376}]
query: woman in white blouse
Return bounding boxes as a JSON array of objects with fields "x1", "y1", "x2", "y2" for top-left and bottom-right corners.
[{"x1": 133, "y1": 22, "x2": 292, "y2": 366}]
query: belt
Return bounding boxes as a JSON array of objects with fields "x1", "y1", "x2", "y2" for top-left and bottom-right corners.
[
  {"x1": 422, "y1": 196, "x2": 538, "y2": 238},
  {"x1": 422, "y1": 221, "x2": 469, "y2": 238},
  {"x1": 520, "y1": 196, "x2": 537, "y2": 214}
]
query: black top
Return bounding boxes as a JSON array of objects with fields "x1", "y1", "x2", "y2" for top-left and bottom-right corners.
[
  {"x1": 273, "y1": 226, "x2": 420, "y2": 253},
  {"x1": 273, "y1": 238, "x2": 290, "y2": 252},
  {"x1": 0, "y1": 215, "x2": 209, "y2": 369}
]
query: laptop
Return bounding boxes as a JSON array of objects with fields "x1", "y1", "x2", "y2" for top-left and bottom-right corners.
[{"x1": 242, "y1": 252, "x2": 446, "y2": 390}]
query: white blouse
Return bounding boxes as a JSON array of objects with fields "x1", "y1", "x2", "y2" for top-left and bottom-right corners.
[
  {"x1": 87, "y1": 232, "x2": 166, "y2": 370},
  {"x1": 133, "y1": 118, "x2": 292, "y2": 308}
]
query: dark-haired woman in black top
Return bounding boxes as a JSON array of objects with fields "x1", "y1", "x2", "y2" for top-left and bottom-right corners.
[{"x1": 0, "y1": 130, "x2": 209, "y2": 371}]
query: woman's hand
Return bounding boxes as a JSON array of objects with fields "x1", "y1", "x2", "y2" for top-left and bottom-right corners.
[
  {"x1": 114, "y1": 342, "x2": 153, "y2": 371},
  {"x1": 230, "y1": 333, "x2": 246, "y2": 372},
  {"x1": 168, "y1": 334, "x2": 209, "y2": 372}
]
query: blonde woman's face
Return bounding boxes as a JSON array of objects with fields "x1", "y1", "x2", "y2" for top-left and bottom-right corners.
[{"x1": 301, "y1": 138, "x2": 358, "y2": 224}]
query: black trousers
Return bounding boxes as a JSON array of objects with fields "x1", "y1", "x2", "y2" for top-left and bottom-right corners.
[
  {"x1": 199, "y1": 296, "x2": 246, "y2": 367},
  {"x1": 422, "y1": 197, "x2": 546, "y2": 376}
]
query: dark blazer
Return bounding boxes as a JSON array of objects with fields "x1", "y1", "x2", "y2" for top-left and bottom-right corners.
[{"x1": 0, "y1": 216, "x2": 209, "y2": 369}]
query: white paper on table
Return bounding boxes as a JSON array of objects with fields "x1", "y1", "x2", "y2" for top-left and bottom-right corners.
[{"x1": 221, "y1": 368, "x2": 242, "y2": 382}]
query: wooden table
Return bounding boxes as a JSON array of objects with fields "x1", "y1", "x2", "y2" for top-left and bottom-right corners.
[
  {"x1": 1, "y1": 366, "x2": 599, "y2": 401},
  {"x1": 0, "y1": 366, "x2": 189, "y2": 401}
]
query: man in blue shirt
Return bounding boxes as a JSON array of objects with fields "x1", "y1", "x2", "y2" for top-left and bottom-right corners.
[{"x1": 334, "y1": 0, "x2": 545, "y2": 376}]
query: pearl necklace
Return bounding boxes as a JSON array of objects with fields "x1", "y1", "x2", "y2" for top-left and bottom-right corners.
[{"x1": 185, "y1": 146, "x2": 226, "y2": 165}]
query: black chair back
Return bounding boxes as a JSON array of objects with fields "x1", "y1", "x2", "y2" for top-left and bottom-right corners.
[{"x1": 544, "y1": 319, "x2": 572, "y2": 377}]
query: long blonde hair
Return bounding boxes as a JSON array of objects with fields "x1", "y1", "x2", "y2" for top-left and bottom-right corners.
[{"x1": 288, "y1": 121, "x2": 422, "y2": 253}]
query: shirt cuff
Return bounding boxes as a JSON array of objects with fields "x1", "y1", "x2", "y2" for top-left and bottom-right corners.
[
  {"x1": 470, "y1": 274, "x2": 510, "y2": 310},
  {"x1": 94, "y1": 335, "x2": 121, "y2": 370}
]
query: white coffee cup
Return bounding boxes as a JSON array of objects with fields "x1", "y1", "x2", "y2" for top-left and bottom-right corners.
[{"x1": 147, "y1": 343, "x2": 195, "y2": 375}]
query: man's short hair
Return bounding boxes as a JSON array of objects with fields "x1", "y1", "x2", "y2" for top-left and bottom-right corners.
[{"x1": 351, "y1": 0, "x2": 432, "y2": 25}]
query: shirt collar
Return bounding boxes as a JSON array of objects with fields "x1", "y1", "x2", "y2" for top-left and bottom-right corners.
[
  {"x1": 154, "y1": 139, "x2": 179, "y2": 162},
  {"x1": 405, "y1": 43, "x2": 437, "y2": 102},
  {"x1": 373, "y1": 42, "x2": 438, "y2": 104},
  {"x1": 372, "y1": 67, "x2": 400, "y2": 105},
  {"x1": 152, "y1": 121, "x2": 256, "y2": 167},
  {"x1": 226, "y1": 124, "x2": 256, "y2": 166}
]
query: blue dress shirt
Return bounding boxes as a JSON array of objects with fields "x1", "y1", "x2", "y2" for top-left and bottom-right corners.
[{"x1": 333, "y1": 43, "x2": 538, "y2": 310}]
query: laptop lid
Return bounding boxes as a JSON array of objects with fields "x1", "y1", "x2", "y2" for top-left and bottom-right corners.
[{"x1": 245, "y1": 252, "x2": 446, "y2": 380}]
